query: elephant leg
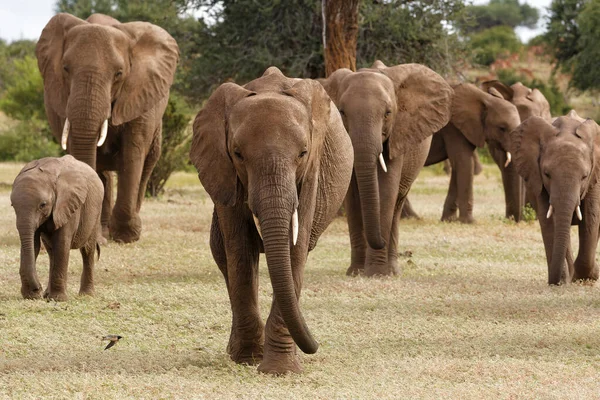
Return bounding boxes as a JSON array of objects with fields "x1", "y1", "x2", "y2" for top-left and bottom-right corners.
[
  {"x1": 110, "y1": 130, "x2": 148, "y2": 243},
  {"x1": 136, "y1": 133, "x2": 161, "y2": 211},
  {"x1": 78, "y1": 238, "x2": 96, "y2": 296},
  {"x1": 99, "y1": 171, "x2": 113, "y2": 242},
  {"x1": 44, "y1": 231, "x2": 70, "y2": 302},
  {"x1": 573, "y1": 195, "x2": 600, "y2": 281},
  {"x1": 214, "y1": 205, "x2": 264, "y2": 365},
  {"x1": 345, "y1": 175, "x2": 367, "y2": 276},
  {"x1": 441, "y1": 166, "x2": 459, "y2": 221},
  {"x1": 454, "y1": 155, "x2": 475, "y2": 224},
  {"x1": 388, "y1": 197, "x2": 404, "y2": 276},
  {"x1": 400, "y1": 196, "x2": 420, "y2": 220},
  {"x1": 489, "y1": 144, "x2": 522, "y2": 221}
]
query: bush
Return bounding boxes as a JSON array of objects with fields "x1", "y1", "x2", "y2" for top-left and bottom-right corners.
[
  {"x1": 0, "y1": 119, "x2": 61, "y2": 162},
  {"x1": 470, "y1": 26, "x2": 522, "y2": 66},
  {"x1": 0, "y1": 55, "x2": 46, "y2": 121},
  {"x1": 496, "y1": 69, "x2": 570, "y2": 116},
  {"x1": 146, "y1": 94, "x2": 193, "y2": 197}
]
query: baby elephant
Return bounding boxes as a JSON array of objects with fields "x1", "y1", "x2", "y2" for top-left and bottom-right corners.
[{"x1": 11, "y1": 155, "x2": 104, "y2": 300}]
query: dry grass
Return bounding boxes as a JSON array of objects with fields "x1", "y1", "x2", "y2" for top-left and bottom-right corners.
[{"x1": 1, "y1": 162, "x2": 600, "y2": 399}]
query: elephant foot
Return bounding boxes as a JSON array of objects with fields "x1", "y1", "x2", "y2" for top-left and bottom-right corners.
[
  {"x1": 458, "y1": 215, "x2": 475, "y2": 224},
  {"x1": 44, "y1": 289, "x2": 68, "y2": 302},
  {"x1": 79, "y1": 286, "x2": 95, "y2": 297},
  {"x1": 227, "y1": 339, "x2": 264, "y2": 366},
  {"x1": 364, "y1": 265, "x2": 394, "y2": 277},
  {"x1": 441, "y1": 214, "x2": 458, "y2": 222},
  {"x1": 572, "y1": 265, "x2": 599, "y2": 282},
  {"x1": 258, "y1": 349, "x2": 302, "y2": 375},
  {"x1": 346, "y1": 264, "x2": 364, "y2": 276},
  {"x1": 21, "y1": 283, "x2": 43, "y2": 300},
  {"x1": 110, "y1": 213, "x2": 142, "y2": 243}
]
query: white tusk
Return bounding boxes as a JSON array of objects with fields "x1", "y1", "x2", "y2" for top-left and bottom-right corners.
[
  {"x1": 504, "y1": 152, "x2": 512, "y2": 167},
  {"x1": 252, "y1": 214, "x2": 263, "y2": 240},
  {"x1": 576, "y1": 206, "x2": 583, "y2": 221},
  {"x1": 97, "y1": 119, "x2": 108, "y2": 147},
  {"x1": 61, "y1": 118, "x2": 70, "y2": 150},
  {"x1": 378, "y1": 153, "x2": 387, "y2": 173},
  {"x1": 292, "y1": 208, "x2": 298, "y2": 246},
  {"x1": 546, "y1": 205, "x2": 553, "y2": 219}
]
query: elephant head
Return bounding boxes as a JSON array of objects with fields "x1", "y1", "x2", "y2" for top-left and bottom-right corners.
[
  {"x1": 11, "y1": 155, "x2": 96, "y2": 298},
  {"x1": 190, "y1": 67, "x2": 351, "y2": 355},
  {"x1": 35, "y1": 13, "x2": 179, "y2": 167},
  {"x1": 510, "y1": 113, "x2": 600, "y2": 284},
  {"x1": 481, "y1": 80, "x2": 552, "y2": 121},
  {"x1": 320, "y1": 61, "x2": 452, "y2": 249}
]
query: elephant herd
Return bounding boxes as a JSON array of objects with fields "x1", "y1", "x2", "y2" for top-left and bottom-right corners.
[{"x1": 8, "y1": 13, "x2": 600, "y2": 375}]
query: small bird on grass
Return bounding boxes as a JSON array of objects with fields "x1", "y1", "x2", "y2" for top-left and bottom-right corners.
[{"x1": 102, "y1": 334, "x2": 123, "y2": 350}]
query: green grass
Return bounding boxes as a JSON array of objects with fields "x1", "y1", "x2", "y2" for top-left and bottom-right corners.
[{"x1": 1, "y1": 162, "x2": 600, "y2": 399}]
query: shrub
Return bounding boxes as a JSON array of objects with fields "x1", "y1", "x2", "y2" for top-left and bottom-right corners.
[
  {"x1": 0, "y1": 56, "x2": 46, "y2": 121},
  {"x1": 146, "y1": 94, "x2": 193, "y2": 197},
  {"x1": 470, "y1": 26, "x2": 522, "y2": 66},
  {"x1": 0, "y1": 119, "x2": 61, "y2": 162}
]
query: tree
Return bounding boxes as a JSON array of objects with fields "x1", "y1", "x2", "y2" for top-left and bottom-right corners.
[
  {"x1": 469, "y1": 25, "x2": 522, "y2": 65},
  {"x1": 465, "y1": 0, "x2": 539, "y2": 33},
  {"x1": 322, "y1": 0, "x2": 360, "y2": 76},
  {"x1": 545, "y1": 0, "x2": 584, "y2": 71}
]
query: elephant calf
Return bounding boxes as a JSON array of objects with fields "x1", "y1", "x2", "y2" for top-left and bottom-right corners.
[{"x1": 11, "y1": 155, "x2": 104, "y2": 300}]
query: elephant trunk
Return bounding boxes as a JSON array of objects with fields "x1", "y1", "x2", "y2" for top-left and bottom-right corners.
[
  {"x1": 67, "y1": 73, "x2": 112, "y2": 168},
  {"x1": 548, "y1": 193, "x2": 579, "y2": 285},
  {"x1": 253, "y1": 174, "x2": 319, "y2": 354},
  {"x1": 354, "y1": 153, "x2": 385, "y2": 250},
  {"x1": 17, "y1": 222, "x2": 42, "y2": 298}
]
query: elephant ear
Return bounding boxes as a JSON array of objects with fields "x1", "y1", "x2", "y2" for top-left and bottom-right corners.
[
  {"x1": 36, "y1": 13, "x2": 87, "y2": 118},
  {"x1": 318, "y1": 68, "x2": 353, "y2": 106},
  {"x1": 382, "y1": 63, "x2": 453, "y2": 159},
  {"x1": 111, "y1": 22, "x2": 179, "y2": 125},
  {"x1": 451, "y1": 83, "x2": 488, "y2": 148},
  {"x1": 573, "y1": 119, "x2": 600, "y2": 191},
  {"x1": 481, "y1": 80, "x2": 513, "y2": 101},
  {"x1": 86, "y1": 13, "x2": 120, "y2": 25},
  {"x1": 53, "y1": 156, "x2": 89, "y2": 229},
  {"x1": 509, "y1": 116, "x2": 557, "y2": 196},
  {"x1": 190, "y1": 83, "x2": 256, "y2": 207},
  {"x1": 371, "y1": 60, "x2": 387, "y2": 69}
]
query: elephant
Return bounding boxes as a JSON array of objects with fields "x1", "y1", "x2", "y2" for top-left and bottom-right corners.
[
  {"x1": 190, "y1": 67, "x2": 353, "y2": 374},
  {"x1": 418, "y1": 83, "x2": 521, "y2": 223},
  {"x1": 11, "y1": 155, "x2": 104, "y2": 301},
  {"x1": 319, "y1": 60, "x2": 453, "y2": 276},
  {"x1": 510, "y1": 112, "x2": 600, "y2": 285},
  {"x1": 36, "y1": 13, "x2": 179, "y2": 243}
]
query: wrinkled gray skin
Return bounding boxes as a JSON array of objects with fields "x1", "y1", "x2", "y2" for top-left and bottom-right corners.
[
  {"x1": 481, "y1": 80, "x2": 552, "y2": 221},
  {"x1": 190, "y1": 67, "x2": 353, "y2": 374},
  {"x1": 320, "y1": 61, "x2": 453, "y2": 276},
  {"x1": 11, "y1": 155, "x2": 104, "y2": 301},
  {"x1": 36, "y1": 13, "x2": 179, "y2": 243},
  {"x1": 511, "y1": 113, "x2": 600, "y2": 285}
]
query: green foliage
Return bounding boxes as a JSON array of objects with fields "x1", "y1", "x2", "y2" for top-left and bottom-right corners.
[
  {"x1": 570, "y1": 0, "x2": 600, "y2": 91},
  {"x1": 465, "y1": 0, "x2": 539, "y2": 33},
  {"x1": 146, "y1": 94, "x2": 193, "y2": 197},
  {"x1": 0, "y1": 120, "x2": 61, "y2": 162},
  {"x1": 0, "y1": 56, "x2": 46, "y2": 121},
  {"x1": 545, "y1": 0, "x2": 584, "y2": 73},
  {"x1": 470, "y1": 26, "x2": 522, "y2": 66},
  {"x1": 496, "y1": 69, "x2": 571, "y2": 115},
  {"x1": 521, "y1": 203, "x2": 537, "y2": 223}
]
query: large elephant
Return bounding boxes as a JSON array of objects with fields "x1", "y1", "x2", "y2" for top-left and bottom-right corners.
[
  {"x1": 11, "y1": 155, "x2": 104, "y2": 301},
  {"x1": 510, "y1": 113, "x2": 600, "y2": 285},
  {"x1": 36, "y1": 13, "x2": 179, "y2": 243},
  {"x1": 319, "y1": 61, "x2": 453, "y2": 276},
  {"x1": 423, "y1": 83, "x2": 521, "y2": 223},
  {"x1": 481, "y1": 80, "x2": 552, "y2": 220},
  {"x1": 190, "y1": 67, "x2": 353, "y2": 374}
]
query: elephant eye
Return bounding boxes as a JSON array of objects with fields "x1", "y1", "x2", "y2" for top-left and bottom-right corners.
[
  {"x1": 499, "y1": 126, "x2": 507, "y2": 133},
  {"x1": 299, "y1": 150, "x2": 307, "y2": 158},
  {"x1": 583, "y1": 174, "x2": 589, "y2": 181},
  {"x1": 115, "y1": 70, "x2": 123, "y2": 79},
  {"x1": 63, "y1": 65, "x2": 69, "y2": 74},
  {"x1": 544, "y1": 171, "x2": 551, "y2": 179},
  {"x1": 234, "y1": 151, "x2": 243, "y2": 161},
  {"x1": 385, "y1": 110, "x2": 392, "y2": 118},
  {"x1": 338, "y1": 109, "x2": 345, "y2": 117},
  {"x1": 39, "y1": 201, "x2": 47, "y2": 209}
]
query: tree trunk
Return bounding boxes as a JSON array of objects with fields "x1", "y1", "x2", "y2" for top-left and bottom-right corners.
[{"x1": 322, "y1": 0, "x2": 360, "y2": 77}]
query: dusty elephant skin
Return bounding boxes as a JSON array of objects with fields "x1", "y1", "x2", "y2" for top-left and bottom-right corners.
[
  {"x1": 11, "y1": 155, "x2": 104, "y2": 301},
  {"x1": 320, "y1": 61, "x2": 453, "y2": 277},
  {"x1": 35, "y1": 13, "x2": 179, "y2": 243},
  {"x1": 481, "y1": 80, "x2": 552, "y2": 221},
  {"x1": 510, "y1": 112, "x2": 600, "y2": 285},
  {"x1": 423, "y1": 83, "x2": 521, "y2": 223},
  {"x1": 190, "y1": 67, "x2": 353, "y2": 374}
]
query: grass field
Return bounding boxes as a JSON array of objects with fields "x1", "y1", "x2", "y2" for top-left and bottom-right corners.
[{"x1": 1, "y1": 162, "x2": 600, "y2": 399}]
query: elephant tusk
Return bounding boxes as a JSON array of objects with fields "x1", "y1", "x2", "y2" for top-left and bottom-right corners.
[
  {"x1": 61, "y1": 119, "x2": 70, "y2": 150},
  {"x1": 97, "y1": 119, "x2": 108, "y2": 147},
  {"x1": 292, "y1": 208, "x2": 299, "y2": 246},
  {"x1": 378, "y1": 153, "x2": 387, "y2": 173},
  {"x1": 546, "y1": 205, "x2": 553, "y2": 219},
  {"x1": 576, "y1": 206, "x2": 583, "y2": 221},
  {"x1": 252, "y1": 214, "x2": 263, "y2": 240},
  {"x1": 504, "y1": 152, "x2": 512, "y2": 167}
]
